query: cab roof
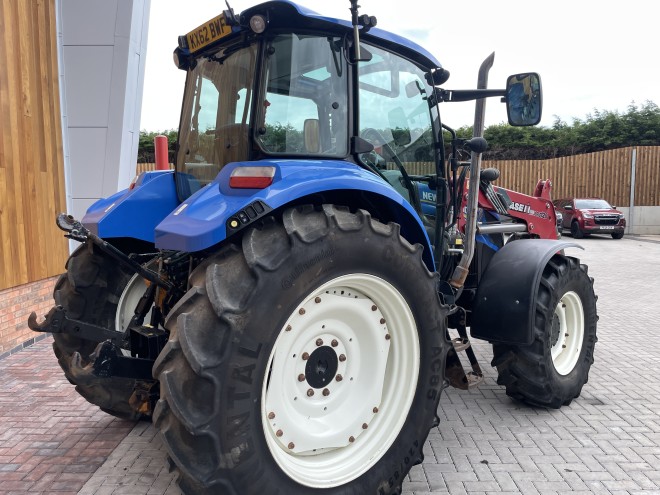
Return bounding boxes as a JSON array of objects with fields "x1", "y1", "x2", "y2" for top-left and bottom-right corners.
[{"x1": 185, "y1": 0, "x2": 442, "y2": 70}]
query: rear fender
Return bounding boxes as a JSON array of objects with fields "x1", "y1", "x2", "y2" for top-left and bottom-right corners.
[
  {"x1": 470, "y1": 239, "x2": 582, "y2": 345},
  {"x1": 154, "y1": 160, "x2": 434, "y2": 269},
  {"x1": 83, "y1": 171, "x2": 178, "y2": 243}
]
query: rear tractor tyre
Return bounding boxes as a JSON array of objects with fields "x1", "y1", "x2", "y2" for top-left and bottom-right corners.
[
  {"x1": 491, "y1": 255, "x2": 597, "y2": 408},
  {"x1": 153, "y1": 205, "x2": 450, "y2": 495},
  {"x1": 53, "y1": 243, "x2": 153, "y2": 420},
  {"x1": 570, "y1": 221, "x2": 584, "y2": 239}
]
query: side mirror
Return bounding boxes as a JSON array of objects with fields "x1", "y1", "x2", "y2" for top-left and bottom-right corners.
[
  {"x1": 506, "y1": 73, "x2": 542, "y2": 126},
  {"x1": 426, "y1": 67, "x2": 450, "y2": 86}
]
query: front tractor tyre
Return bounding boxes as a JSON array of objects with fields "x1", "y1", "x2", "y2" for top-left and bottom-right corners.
[
  {"x1": 53, "y1": 243, "x2": 153, "y2": 420},
  {"x1": 153, "y1": 205, "x2": 450, "y2": 495},
  {"x1": 492, "y1": 255, "x2": 597, "y2": 408}
]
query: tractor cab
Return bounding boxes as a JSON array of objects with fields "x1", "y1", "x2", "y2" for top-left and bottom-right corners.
[{"x1": 172, "y1": 1, "x2": 440, "y2": 220}]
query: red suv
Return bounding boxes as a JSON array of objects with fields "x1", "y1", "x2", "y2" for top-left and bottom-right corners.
[{"x1": 553, "y1": 198, "x2": 626, "y2": 239}]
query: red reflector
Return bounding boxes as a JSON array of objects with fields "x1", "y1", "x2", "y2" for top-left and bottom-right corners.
[{"x1": 229, "y1": 167, "x2": 275, "y2": 189}]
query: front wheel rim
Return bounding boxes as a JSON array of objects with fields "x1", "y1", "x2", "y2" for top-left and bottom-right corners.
[
  {"x1": 551, "y1": 290, "x2": 584, "y2": 375},
  {"x1": 261, "y1": 274, "x2": 420, "y2": 488}
]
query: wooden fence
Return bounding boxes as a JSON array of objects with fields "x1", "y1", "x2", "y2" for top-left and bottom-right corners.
[
  {"x1": 0, "y1": 0, "x2": 68, "y2": 291},
  {"x1": 137, "y1": 146, "x2": 659, "y2": 208},
  {"x1": 136, "y1": 163, "x2": 174, "y2": 174}
]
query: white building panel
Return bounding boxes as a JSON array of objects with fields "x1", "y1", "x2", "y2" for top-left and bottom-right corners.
[{"x1": 62, "y1": 46, "x2": 114, "y2": 128}]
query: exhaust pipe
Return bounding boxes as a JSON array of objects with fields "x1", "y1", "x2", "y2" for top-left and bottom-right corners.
[{"x1": 449, "y1": 52, "x2": 495, "y2": 289}]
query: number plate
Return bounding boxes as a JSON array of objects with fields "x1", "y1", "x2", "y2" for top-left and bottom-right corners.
[
  {"x1": 600, "y1": 226, "x2": 615, "y2": 230},
  {"x1": 186, "y1": 14, "x2": 232, "y2": 53}
]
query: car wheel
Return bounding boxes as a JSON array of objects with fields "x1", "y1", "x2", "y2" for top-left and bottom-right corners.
[{"x1": 570, "y1": 221, "x2": 584, "y2": 239}]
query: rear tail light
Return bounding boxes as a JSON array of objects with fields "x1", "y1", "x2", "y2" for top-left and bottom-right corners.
[{"x1": 229, "y1": 166, "x2": 275, "y2": 189}]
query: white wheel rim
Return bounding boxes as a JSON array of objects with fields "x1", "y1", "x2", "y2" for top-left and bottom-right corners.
[
  {"x1": 261, "y1": 274, "x2": 420, "y2": 488},
  {"x1": 115, "y1": 273, "x2": 154, "y2": 355},
  {"x1": 550, "y1": 290, "x2": 584, "y2": 375}
]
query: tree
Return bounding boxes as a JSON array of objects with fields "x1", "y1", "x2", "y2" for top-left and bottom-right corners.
[
  {"x1": 137, "y1": 101, "x2": 660, "y2": 163},
  {"x1": 138, "y1": 129, "x2": 178, "y2": 162}
]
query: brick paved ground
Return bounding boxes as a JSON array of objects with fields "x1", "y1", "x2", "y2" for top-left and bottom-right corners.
[
  {"x1": 6, "y1": 235, "x2": 660, "y2": 494},
  {"x1": 0, "y1": 338, "x2": 136, "y2": 494}
]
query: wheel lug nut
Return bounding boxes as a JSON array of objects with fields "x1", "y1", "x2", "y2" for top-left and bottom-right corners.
[
  {"x1": 565, "y1": 333, "x2": 569, "y2": 337},
  {"x1": 302, "y1": 352, "x2": 309, "y2": 360},
  {"x1": 380, "y1": 318, "x2": 386, "y2": 324},
  {"x1": 288, "y1": 442, "x2": 295, "y2": 449},
  {"x1": 315, "y1": 297, "x2": 321, "y2": 303},
  {"x1": 371, "y1": 305, "x2": 377, "y2": 311},
  {"x1": 316, "y1": 338, "x2": 323, "y2": 346},
  {"x1": 373, "y1": 407, "x2": 379, "y2": 413},
  {"x1": 298, "y1": 374, "x2": 305, "y2": 382},
  {"x1": 385, "y1": 334, "x2": 391, "y2": 340},
  {"x1": 307, "y1": 389, "x2": 314, "y2": 397},
  {"x1": 339, "y1": 354, "x2": 346, "y2": 362},
  {"x1": 323, "y1": 388, "x2": 330, "y2": 396},
  {"x1": 276, "y1": 429, "x2": 283, "y2": 437},
  {"x1": 362, "y1": 423, "x2": 368, "y2": 429},
  {"x1": 286, "y1": 325, "x2": 292, "y2": 332},
  {"x1": 562, "y1": 345, "x2": 567, "y2": 348},
  {"x1": 268, "y1": 412, "x2": 275, "y2": 419},
  {"x1": 299, "y1": 308, "x2": 306, "y2": 315},
  {"x1": 349, "y1": 436, "x2": 355, "y2": 443},
  {"x1": 331, "y1": 339, "x2": 338, "y2": 347},
  {"x1": 336, "y1": 374, "x2": 343, "y2": 382}
]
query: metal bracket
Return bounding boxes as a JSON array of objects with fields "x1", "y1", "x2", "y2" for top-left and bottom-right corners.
[
  {"x1": 90, "y1": 341, "x2": 155, "y2": 380},
  {"x1": 28, "y1": 306, "x2": 125, "y2": 346}
]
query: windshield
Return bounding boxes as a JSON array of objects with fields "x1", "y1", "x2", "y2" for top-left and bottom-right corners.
[
  {"x1": 575, "y1": 199, "x2": 613, "y2": 209},
  {"x1": 357, "y1": 43, "x2": 436, "y2": 204},
  {"x1": 257, "y1": 33, "x2": 348, "y2": 156},
  {"x1": 176, "y1": 44, "x2": 257, "y2": 199}
]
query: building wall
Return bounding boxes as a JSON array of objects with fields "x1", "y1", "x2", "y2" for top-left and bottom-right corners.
[
  {"x1": 0, "y1": 0, "x2": 69, "y2": 291},
  {"x1": 59, "y1": 0, "x2": 151, "y2": 220},
  {"x1": 1, "y1": 0, "x2": 151, "y2": 354},
  {"x1": 0, "y1": 277, "x2": 58, "y2": 357}
]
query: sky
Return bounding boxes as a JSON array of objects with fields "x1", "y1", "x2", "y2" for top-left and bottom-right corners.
[{"x1": 139, "y1": 0, "x2": 660, "y2": 132}]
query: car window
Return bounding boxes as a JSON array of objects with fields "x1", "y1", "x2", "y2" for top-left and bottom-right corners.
[{"x1": 575, "y1": 199, "x2": 612, "y2": 209}]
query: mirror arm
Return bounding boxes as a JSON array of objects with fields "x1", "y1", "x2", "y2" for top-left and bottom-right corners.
[{"x1": 437, "y1": 88, "x2": 506, "y2": 103}]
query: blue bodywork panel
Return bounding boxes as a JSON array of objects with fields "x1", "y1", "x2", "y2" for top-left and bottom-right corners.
[
  {"x1": 83, "y1": 171, "x2": 179, "y2": 243},
  {"x1": 155, "y1": 160, "x2": 434, "y2": 268}
]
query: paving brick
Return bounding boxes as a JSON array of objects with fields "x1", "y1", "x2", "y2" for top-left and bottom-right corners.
[
  {"x1": 0, "y1": 337, "x2": 136, "y2": 493},
  {"x1": 6, "y1": 236, "x2": 660, "y2": 494}
]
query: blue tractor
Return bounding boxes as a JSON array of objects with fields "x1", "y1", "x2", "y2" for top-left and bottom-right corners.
[{"x1": 30, "y1": 2, "x2": 597, "y2": 493}]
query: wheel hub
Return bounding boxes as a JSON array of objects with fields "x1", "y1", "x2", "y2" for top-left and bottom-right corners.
[
  {"x1": 305, "y1": 346, "x2": 338, "y2": 388},
  {"x1": 263, "y1": 286, "x2": 391, "y2": 454},
  {"x1": 550, "y1": 291, "x2": 585, "y2": 375},
  {"x1": 261, "y1": 273, "x2": 421, "y2": 488}
]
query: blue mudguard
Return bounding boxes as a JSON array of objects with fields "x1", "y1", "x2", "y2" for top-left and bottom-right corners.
[
  {"x1": 83, "y1": 171, "x2": 178, "y2": 243},
  {"x1": 470, "y1": 239, "x2": 582, "y2": 345},
  {"x1": 155, "y1": 160, "x2": 434, "y2": 269}
]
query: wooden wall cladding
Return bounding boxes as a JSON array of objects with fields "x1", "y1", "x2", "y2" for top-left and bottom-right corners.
[{"x1": 0, "y1": 0, "x2": 68, "y2": 290}]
